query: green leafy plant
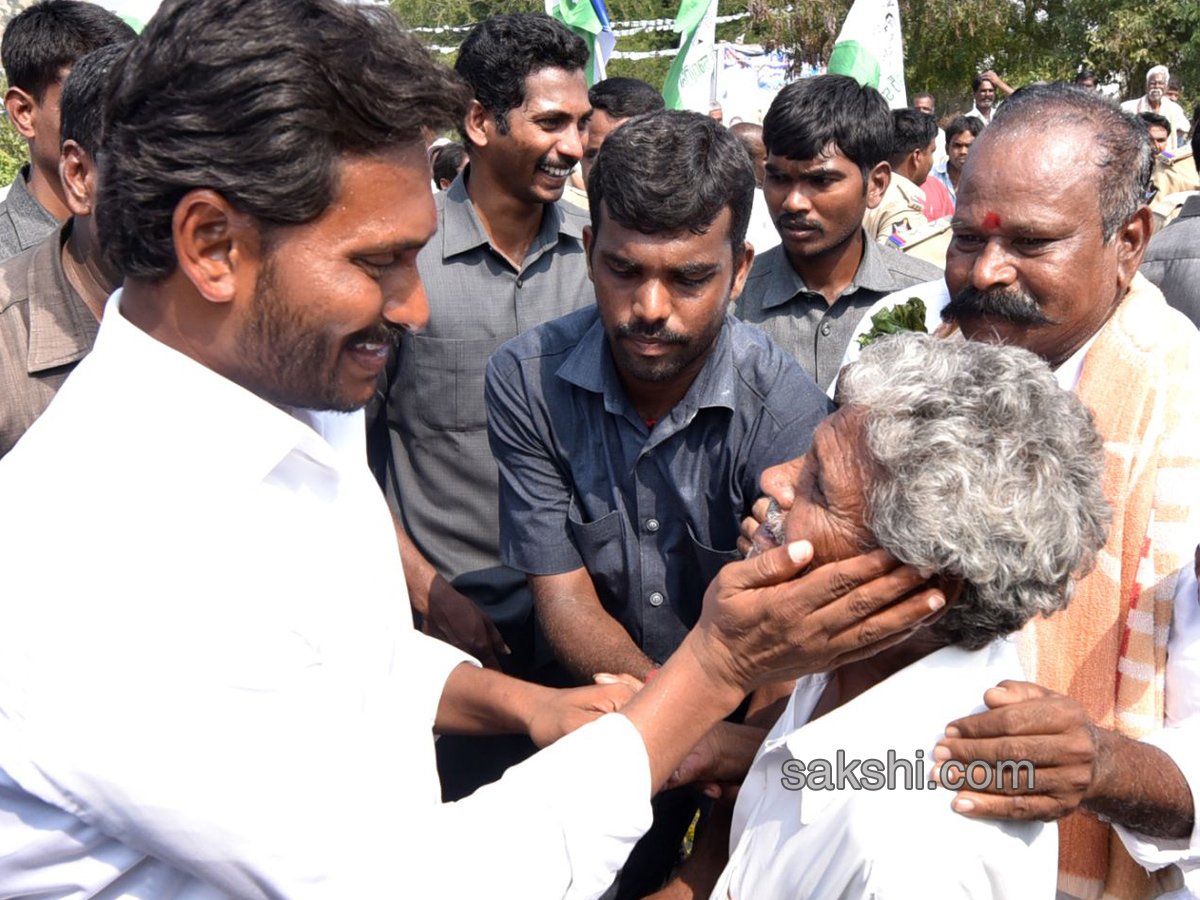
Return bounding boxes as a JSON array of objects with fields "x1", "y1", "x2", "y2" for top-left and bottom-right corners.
[{"x1": 857, "y1": 297, "x2": 928, "y2": 348}]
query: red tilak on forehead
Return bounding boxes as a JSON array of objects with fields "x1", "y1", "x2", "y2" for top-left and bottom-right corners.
[{"x1": 983, "y1": 212, "x2": 1002, "y2": 230}]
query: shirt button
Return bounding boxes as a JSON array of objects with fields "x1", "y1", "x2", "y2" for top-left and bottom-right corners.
[
  {"x1": 646, "y1": 518, "x2": 660, "y2": 533},
  {"x1": 648, "y1": 591, "x2": 664, "y2": 607},
  {"x1": 820, "y1": 321, "x2": 832, "y2": 336}
]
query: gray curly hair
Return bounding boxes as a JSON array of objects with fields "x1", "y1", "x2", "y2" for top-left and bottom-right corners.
[{"x1": 835, "y1": 333, "x2": 1111, "y2": 650}]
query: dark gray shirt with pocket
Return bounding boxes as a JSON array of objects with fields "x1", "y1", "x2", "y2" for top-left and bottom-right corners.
[
  {"x1": 486, "y1": 306, "x2": 832, "y2": 665},
  {"x1": 379, "y1": 170, "x2": 593, "y2": 633}
]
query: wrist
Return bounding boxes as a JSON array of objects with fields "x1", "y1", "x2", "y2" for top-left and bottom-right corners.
[
  {"x1": 677, "y1": 631, "x2": 748, "y2": 716},
  {"x1": 1081, "y1": 723, "x2": 1116, "y2": 807}
]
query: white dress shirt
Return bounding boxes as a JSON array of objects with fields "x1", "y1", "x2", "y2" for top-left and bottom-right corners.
[
  {"x1": 0, "y1": 290, "x2": 653, "y2": 900},
  {"x1": 712, "y1": 638, "x2": 1058, "y2": 899},
  {"x1": 835, "y1": 279, "x2": 1200, "y2": 891}
]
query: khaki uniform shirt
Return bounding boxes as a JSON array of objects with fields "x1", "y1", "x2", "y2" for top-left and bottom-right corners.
[
  {"x1": 0, "y1": 221, "x2": 98, "y2": 458},
  {"x1": 863, "y1": 172, "x2": 929, "y2": 245}
]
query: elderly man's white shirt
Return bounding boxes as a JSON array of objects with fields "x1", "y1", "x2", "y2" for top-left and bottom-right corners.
[
  {"x1": 713, "y1": 638, "x2": 1058, "y2": 899},
  {"x1": 836, "y1": 280, "x2": 1200, "y2": 888},
  {"x1": 0, "y1": 291, "x2": 652, "y2": 900},
  {"x1": 1121, "y1": 96, "x2": 1192, "y2": 149}
]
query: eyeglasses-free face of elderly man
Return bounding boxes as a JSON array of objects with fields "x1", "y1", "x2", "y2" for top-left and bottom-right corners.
[{"x1": 710, "y1": 332, "x2": 1111, "y2": 899}]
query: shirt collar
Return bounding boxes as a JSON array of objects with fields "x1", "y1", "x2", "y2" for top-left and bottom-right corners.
[
  {"x1": 94, "y1": 290, "x2": 361, "y2": 489},
  {"x1": 778, "y1": 637, "x2": 1021, "y2": 825},
  {"x1": 6, "y1": 164, "x2": 60, "y2": 246},
  {"x1": 760, "y1": 231, "x2": 900, "y2": 311},
  {"x1": 25, "y1": 221, "x2": 99, "y2": 374},
  {"x1": 556, "y1": 311, "x2": 739, "y2": 419},
  {"x1": 438, "y1": 166, "x2": 584, "y2": 261}
]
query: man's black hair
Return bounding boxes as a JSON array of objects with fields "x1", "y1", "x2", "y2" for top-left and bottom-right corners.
[
  {"x1": 945, "y1": 114, "x2": 984, "y2": 145},
  {"x1": 98, "y1": 0, "x2": 469, "y2": 280},
  {"x1": 59, "y1": 42, "x2": 128, "y2": 158},
  {"x1": 432, "y1": 142, "x2": 467, "y2": 186},
  {"x1": 890, "y1": 107, "x2": 938, "y2": 162},
  {"x1": 454, "y1": 13, "x2": 587, "y2": 138},
  {"x1": 1, "y1": 0, "x2": 134, "y2": 103},
  {"x1": 1138, "y1": 111, "x2": 1171, "y2": 136},
  {"x1": 761, "y1": 74, "x2": 892, "y2": 179},
  {"x1": 588, "y1": 109, "x2": 754, "y2": 253},
  {"x1": 912, "y1": 90, "x2": 934, "y2": 104},
  {"x1": 1074, "y1": 69, "x2": 1097, "y2": 85},
  {"x1": 971, "y1": 73, "x2": 993, "y2": 93},
  {"x1": 988, "y1": 83, "x2": 1153, "y2": 241},
  {"x1": 588, "y1": 76, "x2": 664, "y2": 120}
]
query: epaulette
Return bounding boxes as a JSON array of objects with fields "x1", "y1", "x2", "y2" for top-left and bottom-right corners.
[{"x1": 888, "y1": 216, "x2": 951, "y2": 251}]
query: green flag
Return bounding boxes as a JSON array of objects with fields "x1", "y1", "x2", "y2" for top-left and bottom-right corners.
[
  {"x1": 827, "y1": 0, "x2": 907, "y2": 107},
  {"x1": 662, "y1": 0, "x2": 717, "y2": 111},
  {"x1": 545, "y1": 0, "x2": 615, "y2": 87}
]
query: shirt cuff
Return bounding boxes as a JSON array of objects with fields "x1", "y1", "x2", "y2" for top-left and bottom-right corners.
[{"x1": 1113, "y1": 723, "x2": 1200, "y2": 872}]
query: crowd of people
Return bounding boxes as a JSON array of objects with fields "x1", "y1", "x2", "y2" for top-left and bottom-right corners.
[{"x1": 0, "y1": 1, "x2": 1197, "y2": 899}]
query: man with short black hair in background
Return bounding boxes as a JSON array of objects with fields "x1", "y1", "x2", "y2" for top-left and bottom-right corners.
[
  {"x1": 372, "y1": 11, "x2": 596, "y2": 800},
  {"x1": 0, "y1": 0, "x2": 134, "y2": 260},
  {"x1": 0, "y1": 42, "x2": 128, "y2": 457},
  {"x1": 735, "y1": 75, "x2": 939, "y2": 391}
]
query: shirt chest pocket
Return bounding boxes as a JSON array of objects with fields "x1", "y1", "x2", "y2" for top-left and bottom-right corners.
[
  {"x1": 566, "y1": 497, "x2": 627, "y2": 605},
  {"x1": 412, "y1": 334, "x2": 508, "y2": 432}
]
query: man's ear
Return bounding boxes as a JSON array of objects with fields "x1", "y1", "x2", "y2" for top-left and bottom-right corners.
[
  {"x1": 4, "y1": 86, "x2": 37, "y2": 141},
  {"x1": 866, "y1": 160, "x2": 891, "y2": 210},
  {"x1": 1114, "y1": 205, "x2": 1153, "y2": 288},
  {"x1": 729, "y1": 239, "x2": 756, "y2": 302},
  {"x1": 58, "y1": 140, "x2": 92, "y2": 217},
  {"x1": 582, "y1": 224, "x2": 595, "y2": 283},
  {"x1": 463, "y1": 99, "x2": 494, "y2": 149},
  {"x1": 171, "y1": 189, "x2": 258, "y2": 304}
]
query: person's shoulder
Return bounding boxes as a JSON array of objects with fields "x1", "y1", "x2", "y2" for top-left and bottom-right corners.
[
  {"x1": 0, "y1": 240, "x2": 39, "y2": 315},
  {"x1": 726, "y1": 317, "x2": 827, "y2": 408},
  {"x1": 489, "y1": 305, "x2": 598, "y2": 377},
  {"x1": 876, "y1": 240, "x2": 944, "y2": 283},
  {"x1": 1145, "y1": 205, "x2": 1200, "y2": 260},
  {"x1": 737, "y1": 245, "x2": 786, "y2": 314}
]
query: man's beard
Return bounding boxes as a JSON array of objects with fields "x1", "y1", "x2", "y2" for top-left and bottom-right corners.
[
  {"x1": 235, "y1": 258, "x2": 398, "y2": 412},
  {"x1": 610, "y1": 309, "x2": 723, "y2": 384},
  {"x1": 942, "y1": 284, "x2": 1059, "y2": 328}
]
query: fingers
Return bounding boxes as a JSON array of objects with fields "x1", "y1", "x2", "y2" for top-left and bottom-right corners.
[
  {"x1": 943, "y1": 695, "x2": 1077, "y2": 742},
  {"x1": 750, "y1": 496, "x2": 772, "y2": 526},
  {"x1": 594, "y1": 672, "x2": 644, "y2": 692},
  {"x1": 979, "y1": 680, "x2": 1047, "y2": 710},
  {"x1": 486, "y1": 619, "x2": 512, "y2": 658},
  {"x1": 805, "y1": 557, "x2": 937, "y2": 635},
  {"x1": 944, "y1": 790, "x2": 1068, "y2": 821},
  {"x1": 716, "y1": 540, "x2": 813, "y2": 592}
]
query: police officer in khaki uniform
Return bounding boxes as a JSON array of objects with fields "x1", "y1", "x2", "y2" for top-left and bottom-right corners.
[{"x1": 863, "y1": 107, "x2": 934, "y2": 244}]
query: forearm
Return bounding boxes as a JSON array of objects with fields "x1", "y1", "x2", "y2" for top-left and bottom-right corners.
[
  {"x1": 1084, "y1": 728, "x2": 1196, "y2": 839},
  {"x1": 621, "y1": 631, "x2": 747, "y2": 791},
  {"x1": 433, "y1": 662, "x2": 551, "y2": 736},
  {"x1": 534, "y1": 574, "x2": 656, "y2": 681},
  {"x1": 393, "y1": 514, "x2": 435, "y2": 617}
]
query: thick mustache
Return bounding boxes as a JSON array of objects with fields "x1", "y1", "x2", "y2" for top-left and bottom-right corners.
[
  {"x1": 942, "y1": 285, "x2": 1058, "y2": 327},
  {"x1": 539, "y1": 153, "x2": 577, "y2": 169},
  {"x1": 777, "y1": 215, "x2": 823, "y2": 232},
  {"x1": 616, "y1": 321, "x2": 689, "y2": 344},
  {"x1": 765, "y1": 497, "x2": 787, "y2": 546},
  {"x1": 346, "y1": 323, "x2": 403, "y2": 348}
]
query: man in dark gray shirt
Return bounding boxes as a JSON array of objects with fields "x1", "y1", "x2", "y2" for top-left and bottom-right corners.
[
  {"x1": 1141, "y1": 194, "x2": 1200, "y2": 328},
  {"x1": 372, "y1": 12, "x2": 594, "y2": 797},
  {"x1": 0, "y1": 1, "x2": 134, "y2": 261},
  {"x1": 487, "y1": 108, "x2": 831, "y2": 900},
  {"x1": 736, "y1": 75, "x2": 941, "y2": 391}
]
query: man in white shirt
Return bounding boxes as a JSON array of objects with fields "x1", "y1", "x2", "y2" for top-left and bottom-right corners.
[
  {"x1": 711, "y1": 332, "x2": 1111, "y2": 900},
  {"x1": 1124, "y1": 65, "x2": 1192, "y2": 149},
  {"x1": 0, "y1": 2, "x2": 949, "y2": 899}
]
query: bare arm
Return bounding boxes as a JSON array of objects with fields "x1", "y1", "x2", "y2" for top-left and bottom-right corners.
[
  {"x1": 393, "y1": 514, "x2": 508, "y2": 668},
  {"x1": 531, "y1": 568, "x2": 657, "y2": 682}
]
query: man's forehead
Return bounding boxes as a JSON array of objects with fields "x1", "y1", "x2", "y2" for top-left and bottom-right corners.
[
  {"x1": 767, "y1": 144, "x2": 855, "y2": 172},
  {"x1": 521, "y1": 66, "x2": 589, "y2": 111}
]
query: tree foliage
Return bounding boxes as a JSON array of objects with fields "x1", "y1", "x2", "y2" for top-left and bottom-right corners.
[{"x1": 391, "y1": 0, "x2": 1200, "y2": 122}]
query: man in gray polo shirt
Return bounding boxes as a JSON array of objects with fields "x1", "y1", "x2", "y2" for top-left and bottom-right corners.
[
  {"x1": 486, "y1": 110, "x2": 831, "y2": 900},
  {"x1": 372, "y1": 12, "x2": 593, "y2": 797},
  {"x1": 736, "y1": 75, "x2": 940, "y2": 392},
  {"x1": 0, "y1": 1, "x2": 134, "y2": 261}
]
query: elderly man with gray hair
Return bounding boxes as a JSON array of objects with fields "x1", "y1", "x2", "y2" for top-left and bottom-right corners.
[
  {"x1": 673, "y1": 333, "x2": 1111, "y2": 900},
  {"x1": 1123, "y1": 65, "x2": 1191, "y2": 148}
]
